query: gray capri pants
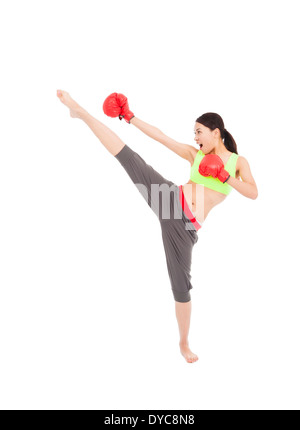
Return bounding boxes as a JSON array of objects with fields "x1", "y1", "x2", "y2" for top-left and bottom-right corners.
[{"x1": 115, "y1": 144, "x2": 202, "y2": 302}]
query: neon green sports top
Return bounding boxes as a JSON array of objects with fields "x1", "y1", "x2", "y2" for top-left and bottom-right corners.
[{"x1": 190, "y1": 150, "x2": 239, "y2": 195}]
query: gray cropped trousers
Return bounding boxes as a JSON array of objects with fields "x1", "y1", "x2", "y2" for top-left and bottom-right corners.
[{"x1": 115, "y1": 144, "x2": 199, "y2": 302}]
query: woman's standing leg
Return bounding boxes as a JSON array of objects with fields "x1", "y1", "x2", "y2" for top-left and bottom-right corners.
[
  {"x1": 175, "y1": 301, "x2": 198, "y2": 363},
  {"x1": 57, "y1": 90, "x2": 125, "y2": 156},
  {"x1": 160, "y1": 212, "x2": 199, "y2": 363}
]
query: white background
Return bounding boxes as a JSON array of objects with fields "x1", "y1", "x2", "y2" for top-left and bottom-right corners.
[{"x1": 0, "y1": 0, "x2": 299, "y2": 410}]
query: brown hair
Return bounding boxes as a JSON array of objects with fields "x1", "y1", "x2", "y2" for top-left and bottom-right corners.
[{"x1": 196, "y1": 112, "x2": 238, "y2": 154}]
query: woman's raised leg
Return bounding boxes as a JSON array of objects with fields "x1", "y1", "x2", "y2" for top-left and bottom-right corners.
[{"x1": 57, "y1": 90, "x2": 125, "y2": 156}]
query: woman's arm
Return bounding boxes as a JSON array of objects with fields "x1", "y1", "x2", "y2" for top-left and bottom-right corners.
[
  {"x1": 130, "y1": 117, "x2": 196, "y2": 164},
  {"x1": 226, "y1": 156, "x2": 258, "y2": 199}
]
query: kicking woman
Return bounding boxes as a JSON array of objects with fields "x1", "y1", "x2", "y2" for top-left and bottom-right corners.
[{"x1": 57, "y1": 90, "x2": 258, "y2": 363}]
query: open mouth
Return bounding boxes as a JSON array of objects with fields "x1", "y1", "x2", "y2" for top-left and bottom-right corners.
[{"x1": 199, "y1": 144, "x2": 203, "y2": 149}]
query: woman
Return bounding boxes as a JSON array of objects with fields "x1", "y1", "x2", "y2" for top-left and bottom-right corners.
[{"x1": 57, "y1": 90, "x2": 258, "y2": 363}]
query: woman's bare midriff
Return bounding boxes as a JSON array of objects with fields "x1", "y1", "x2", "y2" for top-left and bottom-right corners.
[{"x1": 182, "y1": 181, "x2": 227, "y2": 224}]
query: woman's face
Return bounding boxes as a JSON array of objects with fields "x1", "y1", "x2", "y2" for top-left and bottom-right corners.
[{"x1": 194, "y1": 122, "x2": 214, "y2": 153}]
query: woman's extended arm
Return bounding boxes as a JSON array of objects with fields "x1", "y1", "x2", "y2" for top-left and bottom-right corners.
[
  {"x1": 130, "y1": 117, "x2": 196, "y2": 164},
  {"x1": 227, "y1": 156, "x2": 258, "y2": 199}
]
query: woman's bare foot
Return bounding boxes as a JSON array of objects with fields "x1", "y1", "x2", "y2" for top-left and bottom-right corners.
[
  {"x1": 180, "y1": 343, "x2": 198, "y2": 363},
  {"x1": 56, "y1": 90, "x2": 85, "y2": 119}
]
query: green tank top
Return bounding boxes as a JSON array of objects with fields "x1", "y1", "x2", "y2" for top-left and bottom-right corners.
[{"x1": 190, "y1": 150, "x2": 239, "y2": 195}]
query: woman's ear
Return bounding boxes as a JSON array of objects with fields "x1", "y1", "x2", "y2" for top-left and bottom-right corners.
[{"x1": 212, "y1": 128, "x2": 220, "y2": 139}]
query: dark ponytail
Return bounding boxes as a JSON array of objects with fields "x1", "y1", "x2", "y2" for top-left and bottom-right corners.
[{"x1": 196, "y1": 112, "x2": 238, "y2": 154}]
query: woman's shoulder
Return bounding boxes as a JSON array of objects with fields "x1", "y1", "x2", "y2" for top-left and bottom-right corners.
[
  {"x1": 235, "y1": 154, "x2": 247, "y2": 169},
  {"x1": 190, "y1": 146, "x2": 200, "y2": 158},
  {"x1": 235, "y1": 154, "x2": 251, "y2": 179},
  {"x1": 188, "y1": 146, "x2": 201, "y2": 166}
]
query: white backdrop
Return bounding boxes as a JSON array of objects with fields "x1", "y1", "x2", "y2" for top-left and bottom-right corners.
[{"x1": 0, "y1": 0, "x2": 299, "y2": 410}]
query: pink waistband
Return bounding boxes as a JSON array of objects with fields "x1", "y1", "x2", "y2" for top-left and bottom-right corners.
[{"x1": 179, "y1": 185, "x2": 202, "y2": 231}]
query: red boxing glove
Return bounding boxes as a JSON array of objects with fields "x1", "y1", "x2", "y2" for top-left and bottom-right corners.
[
  {"x1": 102, "y1": 93, "x2": 135, "y2": 124},
  {"x1": 199, "y1": 154, "x2": 230, "y2": 183}
]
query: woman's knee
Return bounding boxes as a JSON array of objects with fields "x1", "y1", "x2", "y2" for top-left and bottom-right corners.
[{"x1": 172, "y1": 289, "x2": 191, "y2": 303}]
